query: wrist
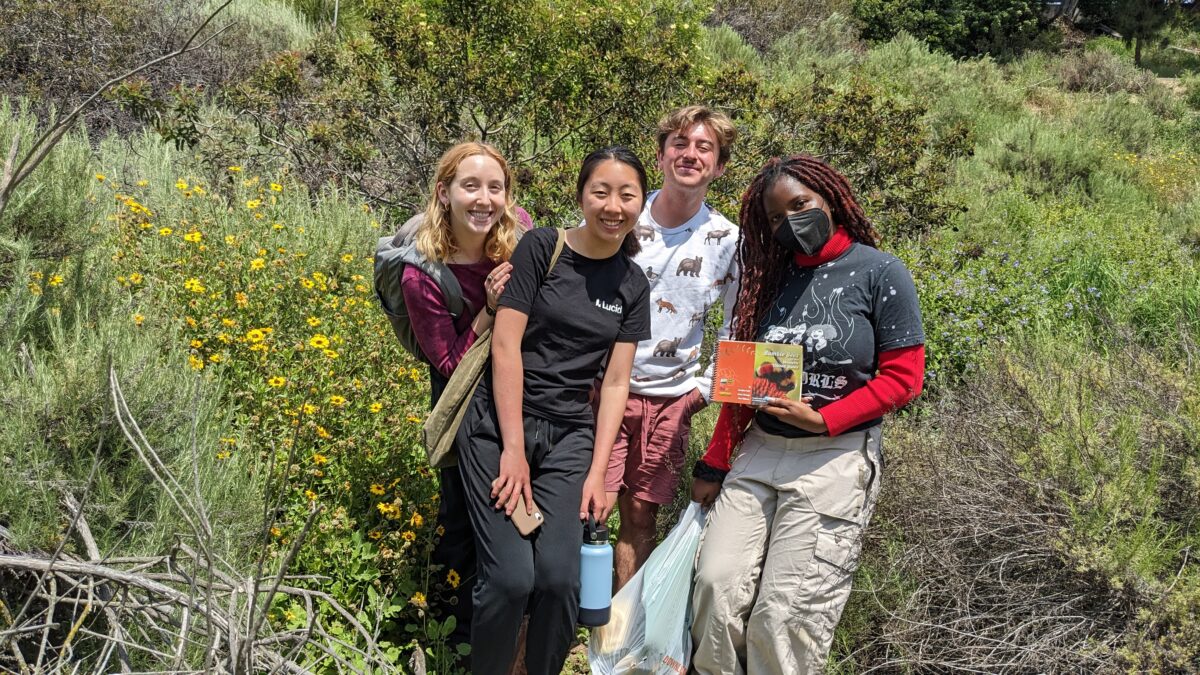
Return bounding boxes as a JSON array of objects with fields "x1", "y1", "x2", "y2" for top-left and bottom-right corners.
[
  {"x1": 485, "y1": 303, "x2": 496, "y2": 316},
  {"x1": 692, "y1": 459, "x2": 728, "y2": 484}
]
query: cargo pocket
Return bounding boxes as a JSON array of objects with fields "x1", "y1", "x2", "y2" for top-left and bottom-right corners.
[{"x1": 791, "y1": 517, "x2": 862, "y2": 639}]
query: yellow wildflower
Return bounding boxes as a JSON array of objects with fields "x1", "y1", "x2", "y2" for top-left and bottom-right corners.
[
  {"x1": 316, "y1": 426, "x2": 331, "y2": 439},
  {"x1": 410, "y1": 592, "x2": 427, "y2": 609},
  {"x1": 128, "y1": 272, "x2": 143, "y2": 284},
  {"x1": 190, "y1": 339, "x2": 204, "y2": 349},
  {"x1": 159, "y1": 227, "x2": 173, "y2": 236},
  {"x1": 95, "y1": 173, "x2": 106, "y2": 181},
  {"x1": 250, "y1": 258, "x2": 266, "y2": 271},
  {"x1": 323, "y1": 349, "x2": 339, "y2": 359},
  {"x1": 183, "y1": 278, "x2": 205, "y2": 293},
  {"x1": 209, "y1": 353, "x2": 223, "y2": 363},
  {"x1": 228, "y1": 166, "x2": 242, "y2": 172},
  {"x1": 246, "y1": 199, "x2": 262, "y2": 209},
  {"x1": 377, "y1": 502, "x2": 400, "y2": 518},
  {"x1": 188, "y1": 355, "x2": 204, "y2": 371},
  {"x1": 47, "y1": 274, "x2": 64, "y2": 287},
  {"x1": 308, "y1": 334, "x2": 330, "y2": 349},
  {"x1": 245, "y1": 328, "x2": 265, "y2": 342},
  {"x1": 341, "y1": 253, "x2": 354, "y2": 263},
  {"x1": 305, "y1": 489, "x2": 317, "y2": 501},
  {"x1": 407, "y1": 415, "x2": 422, "y2": 424},
  {"x1": 312, "y1": 453, "x2": 329, "y2": 466},
  {"x1": 307, "y1": 316, "x2": 322, "y2": 327},
  {"x1": 446, "y1": 569, "x2": 461, "y2": 589},
  {"x1": 270, "y1": 526, "x2": 282, "y2": 537},
  {"x1": 267, "y1": 376, "x2": 286, "y2": 388},
  {"x1": 216, "y1": 450, "x2": 231, "y2": 460},
  {"x1": 409, "y1": 512, "x2": 424, "y2": 527},
  {"x1": 368, "y1": 530, "x2": 382, "y2": 540},
  {"x1": 175, "y1": 179, "x2": 188, "y2": 190},
  {"x1": 300, "y1": 278, "x2": 315, "y2": 289},
  {"x1": 301, "y1": 403, "x2": 318, "y2": 415},
  {"x1": 369, "y1": 402, "x2": 383, "y2": 414},
  {"x1": 183, "y1": 231, "x2": 202, "y2": 243},
  {"x1": 235, "y1": 292, "x2": 248, "y2": 307},
  {"x1": 132, "y1": 313, "x2": 145, "y2": 326},
  {"x1": 370, "y1": 484, "x2": 386, "y2": 495},
  {"x1": 401, "y1": 531, "x2": 416, "y2": 542},
  {"x1": 270, "y1": 183, "x2": 283, "y2": 192},
  {"x1": 329, "y1": 395, "x2": 346, "y2": 406},
  {"x1": 436, "y1": 525, "x2": 445, "y2": 537}
]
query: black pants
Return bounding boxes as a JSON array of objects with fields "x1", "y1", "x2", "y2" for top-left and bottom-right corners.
[
  {"x1": 428, "y1": 371, "x2": 474, "y2": 650},
  {"x1": 430, "y1": 467, "x2": 475, "y2": 649},
  {"x1": 456, "y1": 390, "x2": 593, "y2": 675}
]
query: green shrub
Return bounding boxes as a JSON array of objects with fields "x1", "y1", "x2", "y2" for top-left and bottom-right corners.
[
  {"x1": 1078, "y1": 95, "x2": 1161, "y2": 153},
  {"x1": 1183, "y1": 72, "x2": 1200, "y2": 110},
  {"x1": 857, "y1": 33, "x2": 1025, "y2": 138},
  {"x1": 701, "y1": 75, "x2": 968, "y2": 239},
  {"x1": 0, "y1": 99, "x2": 93, "y2": 269},
  {"x1": 0, "y1": 126, "x2": 263, "y2": 560},
  {"x1": 981, "y1": 116, "x2": 1123, "y2": 200},
  {"x1": 762, "y1": 12, "x2": 864, "y2": 87},
  {"x1": 699, "y1": 24, "x2": 764, "y2": 75},
  {"x1": 852, "y1": 0, "x2": 1046, "y2": 59}
]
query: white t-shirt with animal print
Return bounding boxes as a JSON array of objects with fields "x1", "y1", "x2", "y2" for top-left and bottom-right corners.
[{"x1": 628, "y1": 191, "x2": 739, "y2": 400}]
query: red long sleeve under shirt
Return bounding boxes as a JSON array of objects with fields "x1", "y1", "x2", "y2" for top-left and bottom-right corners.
[{"x1": 699, "y1": 228, "x2": 926, "y2": 473}]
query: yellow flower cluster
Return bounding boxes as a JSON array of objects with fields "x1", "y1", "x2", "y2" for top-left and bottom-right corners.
[{"x1": 104, "y1": 171, "x2": 440, "y2": 625}]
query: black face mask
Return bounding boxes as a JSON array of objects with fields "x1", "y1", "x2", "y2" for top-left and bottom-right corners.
[{"x1": 773, "y1": 209, "x2": 833, "y2": 256}]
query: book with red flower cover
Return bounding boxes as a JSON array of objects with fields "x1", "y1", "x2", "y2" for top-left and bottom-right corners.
[{"x1": 710, "y1": 340, "x2": 805, "y2": 406}]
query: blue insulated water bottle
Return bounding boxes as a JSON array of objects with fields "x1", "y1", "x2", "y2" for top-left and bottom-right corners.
[{"x1": 578, "y1": 517, "x2": 613, "y2": 627}]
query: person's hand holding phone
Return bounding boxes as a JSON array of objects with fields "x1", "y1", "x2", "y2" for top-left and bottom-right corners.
[{"x1": 492, "y1": 447, "x2": 532, "y2": 516}]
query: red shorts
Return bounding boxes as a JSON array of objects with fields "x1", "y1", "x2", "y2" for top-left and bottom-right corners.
[{"x1": 603, "y1": 389, "x2": 707, "y2": 505}]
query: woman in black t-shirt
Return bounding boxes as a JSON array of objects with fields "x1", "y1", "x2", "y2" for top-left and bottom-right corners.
[{"x1": 454, "y1": 147, "x2": 652, "y2": 675}]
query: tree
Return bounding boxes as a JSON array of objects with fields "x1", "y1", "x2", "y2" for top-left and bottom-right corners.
[
  {"x1": 221, "y1": 0, "x2": 707, "y2": 222},
  {"x1": 853, "y1": 0, "x2": 1046, "y2": 59},
  {"x1": 1079, "y1": 0, "x2": 1181, "y2": 66}
]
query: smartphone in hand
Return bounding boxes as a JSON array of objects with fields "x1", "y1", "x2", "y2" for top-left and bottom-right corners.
[{"x1": 511, "y1": 494, "x2": 544, "y2": 536}]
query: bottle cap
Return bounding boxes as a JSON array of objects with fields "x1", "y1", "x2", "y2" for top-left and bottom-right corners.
[{"x1": 584, "y1": 516, "x2": 609, "y2": 544}]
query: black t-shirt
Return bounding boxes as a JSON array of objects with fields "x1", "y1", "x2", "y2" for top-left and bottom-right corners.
[
  {"x1": 492, "y1": 228, "x2": 651, "y2": 424},
  {"x1": 754, "y1": 243, "x2": 924, "y2": 438}
]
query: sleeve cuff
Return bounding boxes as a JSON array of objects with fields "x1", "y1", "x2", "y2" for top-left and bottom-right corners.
[{"x1": 692, "y1": 459, "x2": 728, "y2": 484}]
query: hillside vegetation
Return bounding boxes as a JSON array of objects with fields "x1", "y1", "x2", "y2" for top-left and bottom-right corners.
[{"x1": 1, "y1": 0, "x2": 1198, "y2": 672}]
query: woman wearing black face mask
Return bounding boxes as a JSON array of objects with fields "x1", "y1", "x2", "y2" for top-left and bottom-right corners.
[{"x1": 688, "y1": 155, "x2": 926, "y2": 674}]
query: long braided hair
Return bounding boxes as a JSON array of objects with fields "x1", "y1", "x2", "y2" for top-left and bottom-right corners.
[{"x1": 731, "y1": 154, "x2": 880, "y2": 343}]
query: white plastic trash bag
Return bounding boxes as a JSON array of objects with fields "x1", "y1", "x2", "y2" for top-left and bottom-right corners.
[{"x1": 589, "y1": 502, "x2": 706, "y2": 675}]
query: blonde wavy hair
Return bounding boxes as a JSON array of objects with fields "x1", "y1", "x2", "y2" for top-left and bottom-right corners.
[
  {"x1": 416, "y1": 142, "x2": 520, "y2": 264},
  {"x1": 656, "y1": 105, "x2": 737, "y2": 167}
]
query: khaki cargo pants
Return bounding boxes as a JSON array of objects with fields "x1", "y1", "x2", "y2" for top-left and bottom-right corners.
[{"x1": 691, "y1": 425, "x2": 883, "y2": 675}]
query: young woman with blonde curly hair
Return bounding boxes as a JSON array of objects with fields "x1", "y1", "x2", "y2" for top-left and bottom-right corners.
[{"x1": 401, "y1": 141, "x2": 531, "y2": 659}]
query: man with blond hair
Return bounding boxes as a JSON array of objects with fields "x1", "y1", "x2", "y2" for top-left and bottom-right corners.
[{"x1": 603, "y1": 105, "x2": 739, "y2": 588}]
